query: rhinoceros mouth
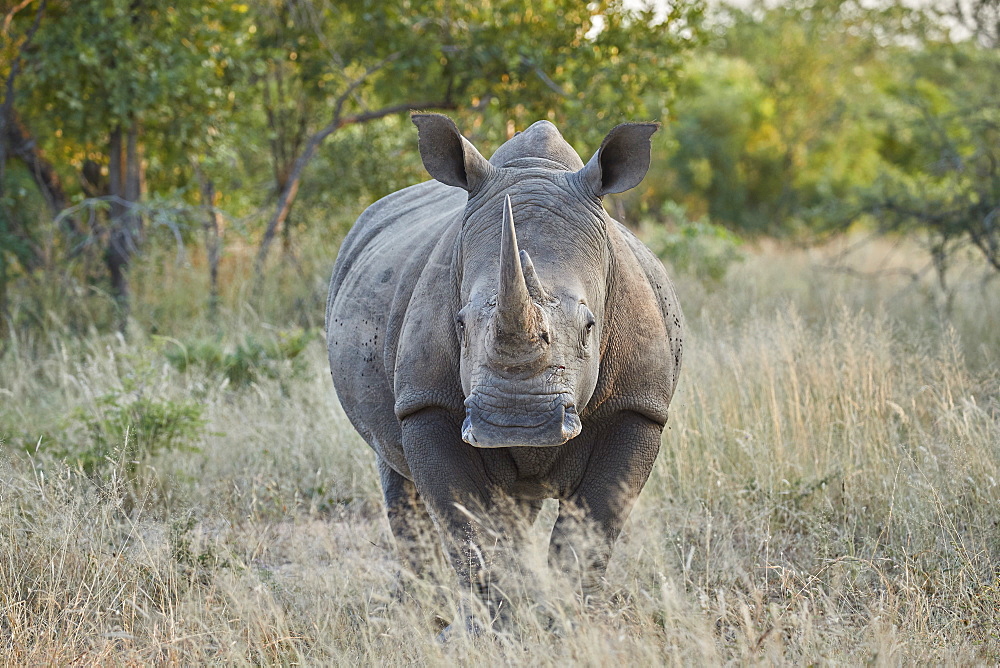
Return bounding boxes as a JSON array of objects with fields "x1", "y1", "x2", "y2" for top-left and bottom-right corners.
[{"x1": 461, "y1": 392, "x2": 581, "y2": 448}]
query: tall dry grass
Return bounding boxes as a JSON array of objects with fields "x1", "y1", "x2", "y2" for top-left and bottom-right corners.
[{"x1": 1, "y1": 236, "x2": 998, "y2": 664}]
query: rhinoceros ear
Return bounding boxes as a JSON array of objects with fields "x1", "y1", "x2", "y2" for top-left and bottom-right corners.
[
  {"x1": 577, "y1": 122, "x2": 659, "y2": 197},
  {"x1": 412, "y1": 113, "x2": 493, "y2": 192}
]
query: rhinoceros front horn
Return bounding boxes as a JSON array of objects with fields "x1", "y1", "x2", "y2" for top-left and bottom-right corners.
[{"x1": 496, "y1": 195, "x2": 540, "y2": 336}]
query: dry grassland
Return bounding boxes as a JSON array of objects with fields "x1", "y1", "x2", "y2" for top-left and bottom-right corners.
[{"x1": 1, "y1": 237, "x2": 998, "y2": 664}]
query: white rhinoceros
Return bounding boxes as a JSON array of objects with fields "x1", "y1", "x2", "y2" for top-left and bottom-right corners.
[{"x1": 326, "y1": 114, "x2": 683, "y2": 630}]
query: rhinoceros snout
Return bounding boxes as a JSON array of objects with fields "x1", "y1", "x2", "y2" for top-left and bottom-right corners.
[{"x1": 461, "y1": 393, "x2": 582, "y2": 448}]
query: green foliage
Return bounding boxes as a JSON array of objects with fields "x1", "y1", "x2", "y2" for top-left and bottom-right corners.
[
  {"x1": 311, "y1": 116, "x2": 426, "y2": 210},
  {"x1": 647, "y1": 0, "x2": 891, "y2": 235},
  {"x1": 3, "y1": 0, "x2": 1000, "y2": 345},
  {"x1": 163, "y1": 328, "x2": 316, "y2": 388},
  {"x1": 62, "y1": 388, "x2": 204, "y2": 479},
  {"x1": 23, "y1": 0, "x2": 246, "y2": 155},
  {"x1": 2, "y1": 0, "x2": 707, "y2": 340},
  {"x1": 0, "y1": 165, "x2": 47, "y2": 272},
  {"x1": 642, "y1": 202, "x2": 744, "y2": 284},
  {"x1": 239, "y1": 0, "x2": 705, "y2": 245},
  {"x1": 861, "y1": 38, "x2": 1000, "y2": 273},
  {"x1": 315, "y1": 0, "x2": 703, "y2": 147}
]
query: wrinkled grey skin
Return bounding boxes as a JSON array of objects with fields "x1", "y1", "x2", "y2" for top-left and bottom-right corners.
[{"x1": 326, "y1": 114, "x2": 683, "y2": 628}]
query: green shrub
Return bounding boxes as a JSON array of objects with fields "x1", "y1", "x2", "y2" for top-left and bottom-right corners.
[
  {"x1": 163, "y1": 328, "x2": 316, "y2": 388},
  {"x1": 642, "y1": 201, "x2": 744, "y2": 284},
  {"x1": 63, "y1": 388, "x2": 205, "y2": 479}
]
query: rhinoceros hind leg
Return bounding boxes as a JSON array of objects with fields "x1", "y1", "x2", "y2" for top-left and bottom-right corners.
[{"x1": 378, "y1": 456, "x2": 441, "y2": 585}]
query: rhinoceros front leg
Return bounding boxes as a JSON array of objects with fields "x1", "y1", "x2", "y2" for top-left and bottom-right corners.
[
  {"x1": 549, "y1": 410, "x2": 663, "y2": 600},
  {"x1": 399, "y1": 407, "x2": 503, "y2": 629}
]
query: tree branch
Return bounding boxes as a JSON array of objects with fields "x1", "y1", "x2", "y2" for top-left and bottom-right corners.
[
  {"x1": 1, "y1": 0, "x2": 46, "y2": 193},
  {"x1": 520, "y1": 56, "x2": 569, "y2": 97},
  {"x1": 253, "y1": 96, "x2": 457, "y2": 275},
  {"x1": 1, "y1": 0, "x2": 35, "y2": 35},
  {"x1": 338, "y1": 101, "x2": 456, "y2": 128},
  {"x1": 329, "y1": 53, "x2": 402, "y2": 125}
]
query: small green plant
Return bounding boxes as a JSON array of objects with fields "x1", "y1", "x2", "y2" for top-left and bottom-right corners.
[
  {"x1": 643, "y1": 201, "x2": 744, "y2": 284},
  {"x1": 163, "y1": 328, "x2": 316, "y2": 388},
  {"x1": 64, "y1": 387, "x2": 205, "y2": 478},
  {"x1": 170, "y1": 515, "x2": 231, "y2": 575}
]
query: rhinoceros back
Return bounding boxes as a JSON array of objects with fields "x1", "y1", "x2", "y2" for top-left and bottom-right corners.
[{"x1": 326, "y1": 179, "x2": 465, "y2": 476}]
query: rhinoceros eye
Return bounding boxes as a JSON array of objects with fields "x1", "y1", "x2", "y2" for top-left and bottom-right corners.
[
  {"x1": 456, "y1": 314, "x2": 467, "y2": 344},
  {"x1": 581, "y1": 307, "x2": 596, "y2": 348}
]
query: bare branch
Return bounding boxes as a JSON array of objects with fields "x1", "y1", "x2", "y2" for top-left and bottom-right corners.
[
  {"x1": 520, "y1": 56, "x2": 569, "y2": 97},
  {"x1": 1, "y1": 0, "x2": 35, "y2": 35},
  {"x1": 329, "y1": 53, "x2": 402, "y2": 126},
  {"x1": 821, "y1": 262, "x2": 928, "y2": 283},
  {"x1": 337, "y1": 100, "x2": 457, "y2": 129},
  {"x1": 253, "y1": 95, "x2": 458, "y2": 275}
]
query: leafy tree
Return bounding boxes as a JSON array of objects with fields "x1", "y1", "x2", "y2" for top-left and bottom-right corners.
[
  {"x1": 865, "y1": 32, "x2": 1000, "y2": 285},
  {"x1": 649, "y1": 0, "x2": 898, "y2": 235},
  {"x1": 248, "y1": 0, "x2": 704, "y2": 271},
  {"x1": 3, "y1": 0, "x2": 705, "y2": 335},
  {"x1": 1, "y1": 0, "x2": 51, "y2": 338},
  {"x1": 11, "y1": 0, "x2": 246, "y2": 330}
]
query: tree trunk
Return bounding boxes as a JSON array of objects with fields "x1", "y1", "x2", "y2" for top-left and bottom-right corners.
[
  {"x1": 198, "y1": 170, "x2": 222, "y2": 319},
  {"x1": 124, "y1": 121, "x2": 142, "y2": 237},
  {"x1": 275, "y1": 167, "x2": 296, "y2": 256},
  {"x1": 0, "y1": 249, "x2": 8, "y2": 346},
  {"x1": 105, "y1": 120, "x2": 142, "y2": 333},
  {"x1": 1, "y1": 1, "x2": 79, "y2": 242},
  {"x1": 281, "y1": 189, "x2": 294, "y2": 255},
  {"x1": 1, "y1": 109, "x2": 80, "y2": 240},
  {"x1": 255, "y1": 168, "x2": 302, "y2": 277},
  {"x1": 106, "y1": 125, "x2": 128, "y2": 329},
  {"x1": 0, "y1": 0, "x2": 45, "y2": 198},
  {"x1": 0, "y1": 0, "x2": 47, "y2": 345}
]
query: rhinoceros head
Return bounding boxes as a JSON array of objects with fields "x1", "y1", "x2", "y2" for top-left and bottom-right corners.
[{"x1": 412, "y1": 114, "x2": 657, "y2": 448}]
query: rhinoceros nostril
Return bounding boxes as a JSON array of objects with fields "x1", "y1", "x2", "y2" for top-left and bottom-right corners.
[
  {"x1": 461, "y1": 415, "x2": 477, "y2": 444},
  {"x1": 561, "y1": 404, "x2": 582, "y2": 440}
]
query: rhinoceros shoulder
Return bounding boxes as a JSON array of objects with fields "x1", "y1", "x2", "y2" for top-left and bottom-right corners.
[
  {"x1": 612, "y1": 221, "x2": 685, "y2": 350},
  {"x1": 327, "y1": 180, "x2": 460, "y2": 309},
  {"x1": 584, "y1": 221, "x2": 684, "y2": 424}
]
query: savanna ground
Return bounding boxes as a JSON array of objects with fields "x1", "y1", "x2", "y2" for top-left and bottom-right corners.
[{"x1": 1, "y1": 233, "x2": 999, "y2": 665}]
